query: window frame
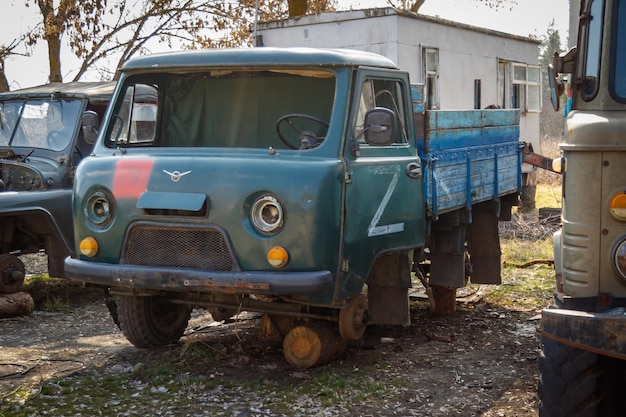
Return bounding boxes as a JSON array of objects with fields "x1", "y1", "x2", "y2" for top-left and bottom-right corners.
[
  {"x1": 422, "y1": 47, "x2": 440, "y2": 110},
  {"x1": 511, "y1": 62, "x2": 542, "y2": 113}
]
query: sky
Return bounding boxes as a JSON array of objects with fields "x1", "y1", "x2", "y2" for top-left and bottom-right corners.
[{"x1": 0, "y1": 0, "x2": 570, "y2": 90}]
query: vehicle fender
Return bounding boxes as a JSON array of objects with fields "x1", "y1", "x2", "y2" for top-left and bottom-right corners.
[{"x1": 0, "y1": 189, "x2": 74, "y2": 254}]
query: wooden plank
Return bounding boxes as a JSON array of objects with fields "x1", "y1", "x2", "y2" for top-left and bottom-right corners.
[
  {"x1": 426, "y1": 109, "x2": 520, "y2": 130},
  {"x1": 422, "y1": 126, "x2": 520, "y2": 152},
  {"x1": 423, "y1": 148, "x2": 520, "y2": 216}
]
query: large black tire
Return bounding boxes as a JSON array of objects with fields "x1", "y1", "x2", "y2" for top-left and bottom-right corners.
[
  {"x1": 539, "y1": 336, "x2": 624, "y2": 417},
  {"x1": 117, "y1": 295, "x2": 191, "y2": 348},
  {"x1": 208, "y1": 306, "x2": 238, "y2": 322}
]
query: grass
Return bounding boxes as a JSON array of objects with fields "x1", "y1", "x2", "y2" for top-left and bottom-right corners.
[
  {"x1": 487, "y1": 234, "x2": 555, "y2": 311},
  {"x1": 484, "y1": 181, "x2": 561, "y2": 311},
  {"x1": 22, "y1": 274, "x2": 102, "y2": 311},
  {"x1": 535, "y1": 182, "x2": 562, "y2": 209},
  {"x1": 0, "y1": 353, "x2": 391, "y2": 416}
]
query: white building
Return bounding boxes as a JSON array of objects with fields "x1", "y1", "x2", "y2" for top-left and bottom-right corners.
[{"x1": 257, "y1": 8, "x2": 542, "y2": 183}]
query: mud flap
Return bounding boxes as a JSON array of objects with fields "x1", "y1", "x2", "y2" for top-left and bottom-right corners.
[
  {"x1": 429, "y1": 211, "x2": 467, "y2": 288},
  {"x1": 467, "y1": 202, "x2": 502, "y2": 285},
  {"x1": 366, "y1": 252, "x2": 411, "y2": 326}
]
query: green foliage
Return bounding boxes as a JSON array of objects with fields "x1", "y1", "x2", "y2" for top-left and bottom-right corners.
[{"x1": 540, "y1": 19, "x2": 566, "y2": 97}]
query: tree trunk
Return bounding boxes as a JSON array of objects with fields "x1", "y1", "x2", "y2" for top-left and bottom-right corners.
[
  {"x1": 39, "y1": 0, "x2": 63, "y2": 83},
  {"x1": 46, "y1": 30, "x2": 63, "y2": 83},
  {"x1": 0, "y1": 292, "x2": 35, "y2": 318},
  {"x1": 0, "y1": 58, "x2": 10, "y2": 92}
]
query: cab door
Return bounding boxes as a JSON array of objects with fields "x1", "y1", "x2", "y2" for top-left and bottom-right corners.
[{"x1": 339, "y1": 68, "x2": 425, "y2": 298}]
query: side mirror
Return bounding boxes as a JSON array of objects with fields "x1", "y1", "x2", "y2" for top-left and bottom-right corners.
[
  {"x1": 548, "y1": 65, "x2": 564, "y2": 112},
  {"x1": 82, "y1": 110, "x2": 100, "y2": 144},
  {"x1": 363, "y1": 107, "x2": 395, "y2": 146},
  {"x1": 549, "y1": 47, "x2": 577, "y2": 112}
]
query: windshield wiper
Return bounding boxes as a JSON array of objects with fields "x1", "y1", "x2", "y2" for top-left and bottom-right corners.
[{"x1": 19, "y1": 149, "x2": 34, "y2": 162}]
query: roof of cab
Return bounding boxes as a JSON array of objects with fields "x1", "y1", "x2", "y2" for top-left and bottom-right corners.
[
  {"x1": 0, "y1": 81, "x2": 116, "y2": 103},
  {"x1": 120, "y1": 47, "x2": 398, "y2": 73}
]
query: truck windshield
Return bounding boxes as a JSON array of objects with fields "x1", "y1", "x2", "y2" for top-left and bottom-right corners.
[
  {"x1": 108, "y1": 70, "x2": 336, "y2": 150},
  {"x1": 0, "y1": 99, "x2": 83, "y2": 151},
  {"x1": 613, "y1": 0, "x2": 626, "y2": 100}
]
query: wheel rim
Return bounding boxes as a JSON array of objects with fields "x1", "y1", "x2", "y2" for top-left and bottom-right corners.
[
  {"x1": 339, "y1": 294, "x2": 368, "y2": 341},
  {"x1": 0, "y1": 255, "x2": 25, "y2": 294},
  {"x1": 147, "y1": 298, "x2": 190, "y2": 338}
]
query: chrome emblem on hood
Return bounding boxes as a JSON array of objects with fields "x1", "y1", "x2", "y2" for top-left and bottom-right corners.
[{"x1": 163, "y1": 170, "x2": 191, "y2": 182}]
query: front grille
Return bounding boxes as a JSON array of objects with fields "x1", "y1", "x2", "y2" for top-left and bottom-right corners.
[{"x1": 122, "y1": 223, "x2": 238, "y2": 271}]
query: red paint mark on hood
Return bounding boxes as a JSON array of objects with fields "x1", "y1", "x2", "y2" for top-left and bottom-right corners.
[{"x1": 113, "y1": 159, "x2": 154, "y2": 198}]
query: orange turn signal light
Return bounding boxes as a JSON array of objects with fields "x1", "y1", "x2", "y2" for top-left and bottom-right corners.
[
  {"x1": 267, "y1": 246, "x2": 289, "y2": 268},
  {"x1": 610, "y1": 192, "x2": 626, "y2": 221},
  {"x1": 79, "y1": 237, "x2": 99, "y2": 257}
]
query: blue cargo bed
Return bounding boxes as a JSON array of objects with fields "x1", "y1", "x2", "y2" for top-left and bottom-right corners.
[{"x1": 417, "y1": 109, "x2": 521, "y2": 219}]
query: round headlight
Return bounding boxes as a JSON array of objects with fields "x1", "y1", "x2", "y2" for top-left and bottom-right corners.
[
  {"x1": 610, "y1": 191, "x2": 626, "y2": 221},
  {"x1": 85, "y1": 191, "x2": 113, "y2": 226},
  {"x1": 613, "y1": 239, "x2": 626, "y2": 281},
  {"x1": 251, "y1": 195, "x2": 284, "y2": 234}
]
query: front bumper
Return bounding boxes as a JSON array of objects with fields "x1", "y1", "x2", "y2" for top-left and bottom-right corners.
[
  {"x1": 542, "y1": 308, "x2": 626, "y2": 360},
  {"x1": 65, "y1": 257, "x2": 333, "y2": 301}
]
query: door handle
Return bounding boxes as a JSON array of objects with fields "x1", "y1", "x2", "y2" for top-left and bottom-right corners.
[{"x1": 405, "y1": 162, "x2": 422, "y2": 179}]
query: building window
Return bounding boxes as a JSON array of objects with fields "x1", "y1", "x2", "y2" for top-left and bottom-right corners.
[
  {"x1": 422, "y1": 47, "x2": 439, "y2": 109},
  {"x1": 512, "y1": 63, "x2": 542, "y2": 113}
]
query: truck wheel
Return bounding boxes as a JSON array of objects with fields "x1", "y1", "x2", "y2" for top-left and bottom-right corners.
[
  {"x1": 0, "y1": 255, "x2": 25, "y2": 294},
  {"x1": 208, "y1": 306, "x2": 238, "y2": 322},
  {"x1": 338, "y1": 294, "x2": 368, "y2": 340},
  {"x1": 539, "y1": 336, "x2": 621, "y2": 417},
  {"x1": 117, "y1": 295, "x2": 190, "y2": 348}
]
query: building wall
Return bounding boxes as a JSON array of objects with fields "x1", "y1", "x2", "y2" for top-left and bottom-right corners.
[{"x1": 257, "y1": 8, "x2": 541, "y2": 146}]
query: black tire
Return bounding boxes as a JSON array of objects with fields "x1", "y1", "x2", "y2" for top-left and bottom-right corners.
[
  {"x1": 0, "y1": 255, "x2": 25, "y2": 294},
  {"x1": 208, "y1": 306, "x2": 237, "y2": 322},
  {"x1": 117, "y1": 295, "x2": 191, "y2": 348},
  {"x1": 538, "y1": 336, "x2": 622, "y2": 417}
]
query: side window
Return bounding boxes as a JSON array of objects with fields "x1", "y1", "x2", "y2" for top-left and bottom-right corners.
[
  {"x1": 612, "y1": 0, "x2": 626, "y2": 100},
  {"x1": 108, "y1": 84, "x2": 158, "y2": 146},
  {"x1": 354, "y1": 78, "x2": 408, "y2": 145},
  {"x1": 582, "y1": 0, "x2": 604, "y2": 99},
  {"x1": 422, "y1": 47, "x2": 440, "y2": 110}
]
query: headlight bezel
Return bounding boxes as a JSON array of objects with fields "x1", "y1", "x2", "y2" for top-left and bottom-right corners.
[
  {"x1": 85, "y1": 190, "x2": 114, "y2": 227},
  {"x1": 613, "y1": 238, "x2": 626, "y2": 282},
  {"x1": 250, "y1": 194, "x2": 285, "y2": 235}
]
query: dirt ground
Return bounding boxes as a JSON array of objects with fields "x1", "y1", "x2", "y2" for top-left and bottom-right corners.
[{"x1": 0, "y1": 270, "x2": 544, "y2": 416}]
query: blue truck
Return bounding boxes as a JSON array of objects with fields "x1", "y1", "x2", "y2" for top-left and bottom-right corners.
[{"x1": 63, "y1": 47, "x2": 521, "y2": 367}]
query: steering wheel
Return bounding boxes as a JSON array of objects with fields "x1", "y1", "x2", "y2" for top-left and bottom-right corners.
[
  {"x1": 275, "y1": 114, "x2": 329, "y2": 150},
  {"x1": 46, "y1": 130, "x2": 66, "y2": 150}
]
